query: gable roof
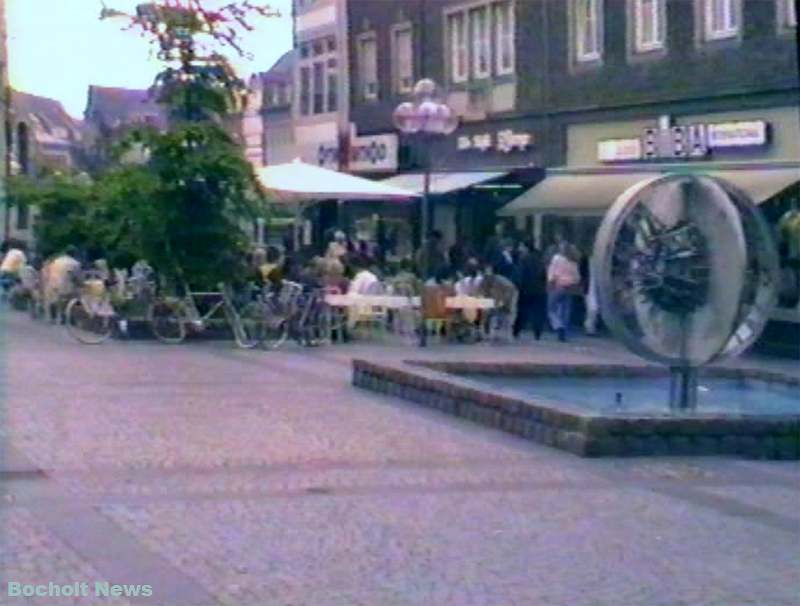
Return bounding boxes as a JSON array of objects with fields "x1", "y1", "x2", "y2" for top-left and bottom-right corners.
[
  {"x1": 11, "y1": 90, "x2": 82, "y2": 139},
  {"x1": 84, "y1": 85, "x2": 167, "y2": 129},
  {"x1": 253, "y1": 49, "x2": 295, "y2": 86}
]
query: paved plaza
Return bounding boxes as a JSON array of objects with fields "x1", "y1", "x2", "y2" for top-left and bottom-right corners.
[{"x1": 0, "y1": 310, "x2": 798, "y2": 606}]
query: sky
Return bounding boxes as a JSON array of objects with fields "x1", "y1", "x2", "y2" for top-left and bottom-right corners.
[{"x1": 6, "y1": 0, "x2": 294, "y2": 118}]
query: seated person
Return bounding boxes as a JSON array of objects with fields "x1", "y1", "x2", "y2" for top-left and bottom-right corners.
[
  {"x1": 479, "y1": 262, "x2": 519, "y2": 336},
  {"x1": 455, "y1": 258, "x2": 483, "y2": 296},
  {"x1": 347, "y1": 258, "x2": 379, "y2": 295}
]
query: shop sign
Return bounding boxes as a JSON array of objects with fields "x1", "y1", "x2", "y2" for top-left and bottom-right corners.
[
  {"x1": 598, "y1": 116, "x2": 769, "y2": 163},
  {"x1": 707, "y1": 121, "x2": 768, "y2": 148},
  {"x1": 316, "y1": 143, "x2": 340, "y2": 169},
  {"x1": 598, "y1": 138, "x2": 642, "y2": 162},
  {"x1": 349, "y1": 133, "x2": 398, "y2": 172},
  {"x1": 457, "y1": 129, "x2": 533, "y2": 153}
]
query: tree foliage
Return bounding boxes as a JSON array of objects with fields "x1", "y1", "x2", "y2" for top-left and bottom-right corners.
[
  {"x1": 102, "y1": 0, "x2": 279, "y2": 122},
  {"x1": 7, "y1": 175, "x2": 98, "y2": 259},
  {"x1": 106, "y1": 123, "x2": 264, "y2": 288}
]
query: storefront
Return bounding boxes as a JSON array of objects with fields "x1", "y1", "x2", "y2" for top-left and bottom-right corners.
[
  {"x1": 499, "y1": 105, "x2": 800, "y2": 355},
  {"x1": 377, "y1": 119, "x2": 546, "y2": 255}
]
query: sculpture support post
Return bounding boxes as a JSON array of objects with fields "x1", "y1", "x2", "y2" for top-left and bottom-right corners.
[{"x1": 669, "y1": 366, "x2": 699, "y2": 410}]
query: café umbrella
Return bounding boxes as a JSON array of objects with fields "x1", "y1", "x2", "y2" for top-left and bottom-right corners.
[{"x1": 255, "y1": 159, "x2": 419, "y2": 248}]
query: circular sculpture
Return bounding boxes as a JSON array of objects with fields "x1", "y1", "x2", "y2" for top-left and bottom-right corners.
[{"x1": 592, "y1": 174, "x2": 779, "y2": 407}]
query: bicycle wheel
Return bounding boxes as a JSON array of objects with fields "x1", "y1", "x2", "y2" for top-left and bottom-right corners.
[
  {"x1": 149, "y1": 299, "x2": 186, "y2": 344},
  {"x1": 65, "y1": 298, "x2": 113, "y2": 345},
  {"x1": 232, "y1": 302, "x2": 267, "y2": 349},
  {"x1": 261, "y1": 311, "x2": 289, "y2": 349}
]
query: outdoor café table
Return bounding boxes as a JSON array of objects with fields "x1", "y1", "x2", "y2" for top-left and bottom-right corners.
[
  {"x1": 445, "y1": 296, "x2": 496, "y2": 340},
  {"x1": 323, "y1": 294, "x2": 420, "y2": 309},
  {"x1": 323, "y1": 293, "x2": 421, "y2": 342},
  {"x1": 445, "y1": 296, "x2": 495, "y2": 311}
]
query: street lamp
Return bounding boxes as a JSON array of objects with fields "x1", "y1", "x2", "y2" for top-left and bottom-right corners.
[{"x1": 393, "y1": 78, "x2": 458, "y2": 346}]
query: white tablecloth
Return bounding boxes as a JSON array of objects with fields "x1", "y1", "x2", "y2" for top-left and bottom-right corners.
[
  {"x1": 324, "y1": 294, "x2": 494, "y2": 311},
  {"x1": 325, "y1": 294, "x2": 421, "y2": 309},
  {"x1": 445, "y1": 296, "x2": 495, "y2": 310}
]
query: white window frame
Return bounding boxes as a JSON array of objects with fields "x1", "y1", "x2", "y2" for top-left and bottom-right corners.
[
  {"x1": 704, "y1": 0, "x2": 739, "y2": 40},
  {"x1": 391, "y1": 23, "x2": 415, "y2": 94},
  {"x1": 470, "y1": 6, "x2": 492, "y2": 79},
  {"x1": 357, "y1": 32, "x2": 379, "y2": 100},
  {"x1": 575, "y1": 0, "x2": 603, "y2": 63},
  {"x1": 445, "y1": 1, "x2": 515, "y2": 84},
  {"x1": 779, "y1": 0, "x2": 797, "y2": 28},
  {"x1": 447, "y1": 11, "x2": 469, "y2": 83},
  {"x1": 494, "y1": 1, "x2": 516, "y2": 76},
  {"x1": 633, "y1": 0, "x2": 665, "y2": 52},
  {"x1": 296, "y1": 35, "x2": 338, "y2": 117}
]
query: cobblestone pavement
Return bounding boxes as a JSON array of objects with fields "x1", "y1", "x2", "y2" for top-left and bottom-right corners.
[{"x1": 1, "y1": 310, "x2": 799, "y2": 606}]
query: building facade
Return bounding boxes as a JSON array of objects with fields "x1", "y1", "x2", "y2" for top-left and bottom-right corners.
[
  {"x1": 292, "y1": 0, "x2": 350, "y2": 169},
  {"x1": 2, "y1": 91, "x2": 86, "y2": 247},
  {"x1": 83, "y1": 85, "x2": 167, "y2": 171},
  {"x1": 346, "y1": 0, "x2": 799, "y2": 349}
]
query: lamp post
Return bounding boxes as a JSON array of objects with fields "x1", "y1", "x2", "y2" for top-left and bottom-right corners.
[{"x1": 393, "y1": 79, "x2": 458, "y2": 346}]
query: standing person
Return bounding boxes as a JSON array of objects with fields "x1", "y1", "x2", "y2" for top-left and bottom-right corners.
[
  {"x1": 493, "y1": 238, "x2": 516, "y2": 279},
  {"x1": 583, "y1": 251, "x2": 600, "y2": 336},
  {"x1": 547, "y1": 241, "x2": 582, "y2": 342},
  {"x1": 513, "y1": 241, "x2": 548, "y2": 340},
  {"x1": 448, "y1": 240, "x2": 466, "y2": 275},
  {"x1": 41, "y1": 245, "x2": 81, "y2": 323},
  {"x1": 415, "y1": 230, "x2": 448, "y2": 281}
]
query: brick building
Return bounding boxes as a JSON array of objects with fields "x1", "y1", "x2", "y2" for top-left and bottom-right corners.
[{"x1": 344, "y1": 0, "x2": 799, "y2": 351}]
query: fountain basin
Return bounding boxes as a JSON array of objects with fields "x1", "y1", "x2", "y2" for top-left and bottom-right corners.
[{"x1": 352, "y1": 360, "x2": 799, "y2": 459}]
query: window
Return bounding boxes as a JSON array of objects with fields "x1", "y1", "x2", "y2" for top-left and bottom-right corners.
[
  {"x1": 575, "y1": 0, "x2": 603, "y2": 62},
  {"x1": 634, "y1": 0, "x2": 665, "y2": 51},
  {"x1": 327, "y1": 59, "x2": 338, "y2": 112},
  {"x1": 494, "y1": 2, "x2": 515, "y2": 75},
  {"x1": 704, "y1": 0, "x2": 739, "y2": 40},
  {"x1": 779, "y1": 0, "x2": 796, "y2": 29},
  {"x1": 312, "y1": 62, "x2": 325, "y2": 114},
  {"x1": 446, "y1": 1, "x2": 515, "y2": 84},
  {"x1": 448, "y1": 12, "x2": 469, "y2": 83},
  {"x1": 299, "y1": 67, "x2": 311, "y2": 115},
  {"x1": 392, "y1": 24, "x2": 414, "y2": 94},
  {"x1": 470, "y1": 6, "x2": 491, "y2": 79},
  {"x1": 357, "y1": 33, "x2": 379, "y2": 100},
  {"x1": 297, "y1": 36, "x2": 338, "y2": 115}
]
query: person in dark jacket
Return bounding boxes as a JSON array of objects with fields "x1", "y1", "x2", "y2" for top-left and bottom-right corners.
[
  {"x1": 512, "y1": 241, "x2": 548, "y2": 340},
  {"x1": 415, "y1": 230, "x2": 449, "y2": 280}
]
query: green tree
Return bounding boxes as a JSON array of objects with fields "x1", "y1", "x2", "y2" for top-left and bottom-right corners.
[
  {"x1": 7, "y1": 174, "x2": 97, "y2": 259},
  {"x1": 93, "y1": 1, "x2": 276, "y2": 288},
  {"x1": 103, "y1": 123, "x2": 263, "y2": 288}
]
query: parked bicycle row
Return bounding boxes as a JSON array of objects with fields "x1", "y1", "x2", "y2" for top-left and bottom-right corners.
[{"x1": 1, "y1": 230, "x2": 594, "y2": 346}]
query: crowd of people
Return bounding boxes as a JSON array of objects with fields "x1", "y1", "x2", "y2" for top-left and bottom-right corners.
[
  {"x1": 242, "y1": 226, "x2": 599, "y2": 342},
  {"x1": 2, "y1": 226, "x2": 600, "y2": 342}
]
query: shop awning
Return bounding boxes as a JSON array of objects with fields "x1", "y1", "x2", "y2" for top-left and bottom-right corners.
[
  {"x1": 256, "y1": 159, "x2": 419, "y2": 202},
  {"x1": 499, "y1": 162, "x2": 800, "y2": 216},
  {"x1": 381, "y1": 171, "x2": 506, "y2": 195}
]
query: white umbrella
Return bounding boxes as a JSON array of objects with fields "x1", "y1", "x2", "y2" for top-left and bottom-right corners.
[
  {"x1": 255, "y1": 159, "x2": 418, "y2": 248},
  {"x1": 256, "y1": 159, "x2": 418, "y2": 201}
]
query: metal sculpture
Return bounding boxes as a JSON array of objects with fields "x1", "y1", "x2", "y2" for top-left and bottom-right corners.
[{"x1": 592, "y1": 174, "x2": 779, "y2": 410}]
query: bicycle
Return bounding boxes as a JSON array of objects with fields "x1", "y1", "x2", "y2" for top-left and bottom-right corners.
[
  {"x1": 64, "y1": 271, "x2": 119, "y2": 345},
  {"x1": 148, "y1": 282, "x2": 264, "y2": 348},
  {"x1": 251, "y1": 281, "x2": 331, "y2": 349}
]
